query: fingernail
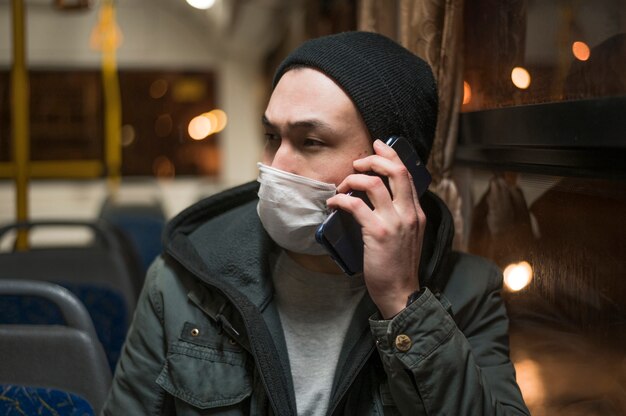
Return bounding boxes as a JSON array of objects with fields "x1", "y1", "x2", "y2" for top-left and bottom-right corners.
[{"x1": 374, "y1": 139, "x2": 388, "y2": 148}]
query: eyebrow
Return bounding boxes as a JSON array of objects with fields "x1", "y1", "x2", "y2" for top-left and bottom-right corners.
[{"x1": 262, "y1": 114, "x2": 335, "y2": 134}]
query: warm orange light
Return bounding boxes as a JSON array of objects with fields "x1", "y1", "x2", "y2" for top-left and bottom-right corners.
[
  {"x1": 572, "y1": 41, "x2": 591, "y2": 61},
  {"x1": 121, "y1": 124, "x2": 136, "y2": 147},
  {"x1": 173, "y1": 78, "x2": 207, "y2": 103},
  {"x1": 462, "y1": 81, "x2": 472, "y2": 105},
  {"x1": 514, "y1": 359, "x2": 544, "y2": 408},
  {"x1": 203, "y1": 112, "x2": 219, "y2": 134},
  {"x1": 193, "y1": 109, "x2": 228, "y2": 138},
  {"x1": 209, "y1": 109, "x2": 228, "y2": 133},
  {"x1": 188, "y1": 115, "x2": 212, "y2": 140},
  {"x1": 89, "y1": 3, "x2": 123, "y2": 51},
  {"x1": 511, "y1": 67, "x2": 531, "y2": 89},
  {"x1": 503, "y1": 261, "x2": 533, "y2": 291},
  {"x1": 152, "y1": 156, "x2": 175, "y2": 178}
]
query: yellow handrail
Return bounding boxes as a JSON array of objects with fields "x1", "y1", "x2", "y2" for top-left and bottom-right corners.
[
  {"x1": 11, "y1": 0, "x2": 29, "y2": 250},
  {"x1": 100, "y1": 0, "x2": 122, "y2": 194},
  {"x1": 7, "y1": 1, "x2": 123, "y2": 249}
]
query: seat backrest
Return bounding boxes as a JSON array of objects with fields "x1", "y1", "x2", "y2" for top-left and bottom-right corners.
[
  {"x1": 0, "y1": 279, "x2": 97, "y2": 338},
  {"x1": 99, "y1": 196, "x2": 166, "y2": 277},
  {"x1": 0, "y1": 220, "x2": 138, "y2": 370},
  {"x1": 0, "y1": 220, "x2": 137, "y2": 310},
  {"x1": 0, "y1": 280, "x2": 112, "y2": 414},
  {"x1": 0, "y1": 280, "x2": 128, "y2": 371},
  {"x1": 0, "y1": 247, "x2": 136, "y2": 314}
]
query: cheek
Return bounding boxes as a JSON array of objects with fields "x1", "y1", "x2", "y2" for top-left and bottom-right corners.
[
  {"x1": 321, "y1": 145, "x2": 373, "y2": 185},
  {"x1": 356, "y1": 142, "x2": 374, "y2": 158},
  {"x1": 320, "y1": 158, "x2": 358, "y2": 185}
]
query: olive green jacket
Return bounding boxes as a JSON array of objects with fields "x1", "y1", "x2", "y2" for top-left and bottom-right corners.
[{"x1": 102, "y1": 181, "x2": 529, "y2": 415}]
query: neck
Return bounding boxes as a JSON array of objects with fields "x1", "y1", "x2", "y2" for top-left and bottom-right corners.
[{"x1": 285, "y1": 250, "x2": 345, "y2": 275}]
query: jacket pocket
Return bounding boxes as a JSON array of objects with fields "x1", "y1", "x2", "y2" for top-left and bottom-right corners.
[{"x1": 156, "y1": 339, "x2": 252, "y2": 411}]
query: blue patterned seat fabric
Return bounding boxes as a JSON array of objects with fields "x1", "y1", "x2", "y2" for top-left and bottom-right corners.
[
  {"x1": 0, "y1": 282, "x2": 126, "y2": 372},
  {"x1": 0, "y1": 385, "x2": 94, "y2": 415}
]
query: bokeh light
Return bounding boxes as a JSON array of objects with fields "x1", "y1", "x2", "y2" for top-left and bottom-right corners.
[
  {"x1": 503, "y1": 261, "x2": 533, "y2": 291},
  {"x1": 121, "y1": 124, "x2": 136, "y2": 147},
  {"x1": 208, "y1": 109, "x2": 228, "y2": 133},
  {"x1": 149, "y1": 79, "x2": 168, "y2": 99},
  {"x1": 152, "y1": 156, "x2": 175, "y2": 178},
  {"x1": 572, "y1": 41, "x2": 591, "y2": 61},
  {"x1": 188, "y1": 115, "x2": 213, "y2": 140},
  {"x1": 511, "y1": 67, "x2": 531, "y2": 89},
  {"x1": 203, "y1": 111, "x2": 219, "y2": 134},
  {"x1": 513, "y1": 359, "x2": 544, "y2": 409},
  {"x1": 463, "y1": 81, "x2": 472, "y2": 105},
  {"x1": 187, "y1": 109, "x2": 228, "y2": 140}
]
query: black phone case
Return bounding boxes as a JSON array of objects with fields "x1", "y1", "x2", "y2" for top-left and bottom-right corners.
[{"x1": 315, "y1": 136, "x2": 431, "y2": 275}]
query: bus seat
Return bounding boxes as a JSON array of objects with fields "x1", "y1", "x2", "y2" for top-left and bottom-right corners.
[
  {"x1": 0, "y1": 385, "x2": 95, "y2": 416},
  {"x1": 0, "y1": 279, "x2": 111, "y2": 415},
  {"x1": 0, "y1": 220, "x2": 138, "y2": 371},
  {"x1": 99, "y1": 196, "x2": 166, "y2": 289}
]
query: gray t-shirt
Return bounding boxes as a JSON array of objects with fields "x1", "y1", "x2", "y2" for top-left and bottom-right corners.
[{"x1": 271, "y1": 251, "x2": 366, "y2": 416}]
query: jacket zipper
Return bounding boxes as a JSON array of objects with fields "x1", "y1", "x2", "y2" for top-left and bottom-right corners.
[
  {"x1": 166, "y1": 237, "x2": 296, "y2": 416},
  {"x1": 326, "y1": 343, "x2": 376, "y2": 415}
]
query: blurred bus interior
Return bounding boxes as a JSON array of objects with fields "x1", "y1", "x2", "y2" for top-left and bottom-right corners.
[{"x1": 0, "y1": 0, "x2": 625, "y2": 415}]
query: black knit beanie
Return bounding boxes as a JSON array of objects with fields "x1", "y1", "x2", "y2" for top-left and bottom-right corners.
[{"x1": 272, "y1": 31, "x2": 438, "y2": 163}]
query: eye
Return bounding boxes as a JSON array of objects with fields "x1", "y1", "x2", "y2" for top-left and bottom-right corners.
[
  {"x1": 303, "y1": 138, "x2": 324, "y2": 147},
  {"x1": 264, "y1": 133, "x2": 280, "y2": 143}
]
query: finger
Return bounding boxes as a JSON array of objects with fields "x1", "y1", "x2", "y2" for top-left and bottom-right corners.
[
  {"x1": 372, "y1": 138, "x2": 403, "y2": 161},
  {"x1": 339, "y1": 173, "x2": 397, "y2": 214},
  {"x1": 349, "y1": 140, "x2": 402, "y2": 173},
  {"x1": 372, "y1": 139, "x2": 422, "y2": 211},
  {"x1": 351, "y1": 149, "x2": 417, "y2": 213},
  {"x1": 326, "y1": 192, "x2": 379, "y2": 228}
]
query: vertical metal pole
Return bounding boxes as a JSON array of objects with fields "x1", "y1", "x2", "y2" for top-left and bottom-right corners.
[
  {"x1": 101, "y1": 0, "x2": 122, "y2": 194},
  {"x1": 11, "y1": 0, "x2": 29, "y2": 250}
]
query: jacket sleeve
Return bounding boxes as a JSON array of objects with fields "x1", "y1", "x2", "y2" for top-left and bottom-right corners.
[
  {"x1": 101, "y1": 257, "x2": 172, "y2": 416},
  {"x1": 369, "y1": 256, "x2": 529, "y2": 416}
]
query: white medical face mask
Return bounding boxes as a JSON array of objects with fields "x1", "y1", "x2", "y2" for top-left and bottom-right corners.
[{"x1": 256, "y1": 162, "x2": 337, "y2": 255}]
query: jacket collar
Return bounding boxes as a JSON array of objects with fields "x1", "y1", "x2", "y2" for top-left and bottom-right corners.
[{"x1": 164, "y1": 181, "x2": 275, "y2": 310}]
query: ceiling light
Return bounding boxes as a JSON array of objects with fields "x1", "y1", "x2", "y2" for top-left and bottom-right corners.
[{"x1": 186, "y1": 0, "x2": 216, "y2": 10}]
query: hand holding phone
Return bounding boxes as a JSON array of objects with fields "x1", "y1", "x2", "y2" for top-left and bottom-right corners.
[{"x1": 315, "y1": 136, "x2": 431, "y2": 275}]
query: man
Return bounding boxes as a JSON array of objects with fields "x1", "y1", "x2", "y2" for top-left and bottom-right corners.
[{"x1": 102, "y1": 31, "x2": 529, "y2": 415}]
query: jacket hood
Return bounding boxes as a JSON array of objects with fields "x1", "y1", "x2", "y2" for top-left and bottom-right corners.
[{"x1": 163, "y1": 180, "x2": 455, "y2": 294}]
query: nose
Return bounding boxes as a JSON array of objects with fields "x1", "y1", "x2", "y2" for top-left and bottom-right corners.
[{"x1": 268, "y1": 141, "x2": 299, "y2": 174}]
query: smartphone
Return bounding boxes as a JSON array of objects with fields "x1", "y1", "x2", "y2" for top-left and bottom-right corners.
[{"x1": 315, "y1": 136, "x2": 432, "y2": 275}]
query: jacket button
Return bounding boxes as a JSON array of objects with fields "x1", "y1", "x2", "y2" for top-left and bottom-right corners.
[
  {"x1": 190, "y1": 328, "x2": 200, "y2": 337},
  {"x1": 395, "y1": 334, "x2": 412, "y2": 352}
]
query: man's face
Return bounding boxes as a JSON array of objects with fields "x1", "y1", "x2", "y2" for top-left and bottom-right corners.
[{"x1": 262, "y1": 68, "x2": 372, "y2": 185}]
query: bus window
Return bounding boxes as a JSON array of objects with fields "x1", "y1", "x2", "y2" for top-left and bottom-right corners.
[{"x1": 459, "y1": 0, "x2": 626, "y2": 414}]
